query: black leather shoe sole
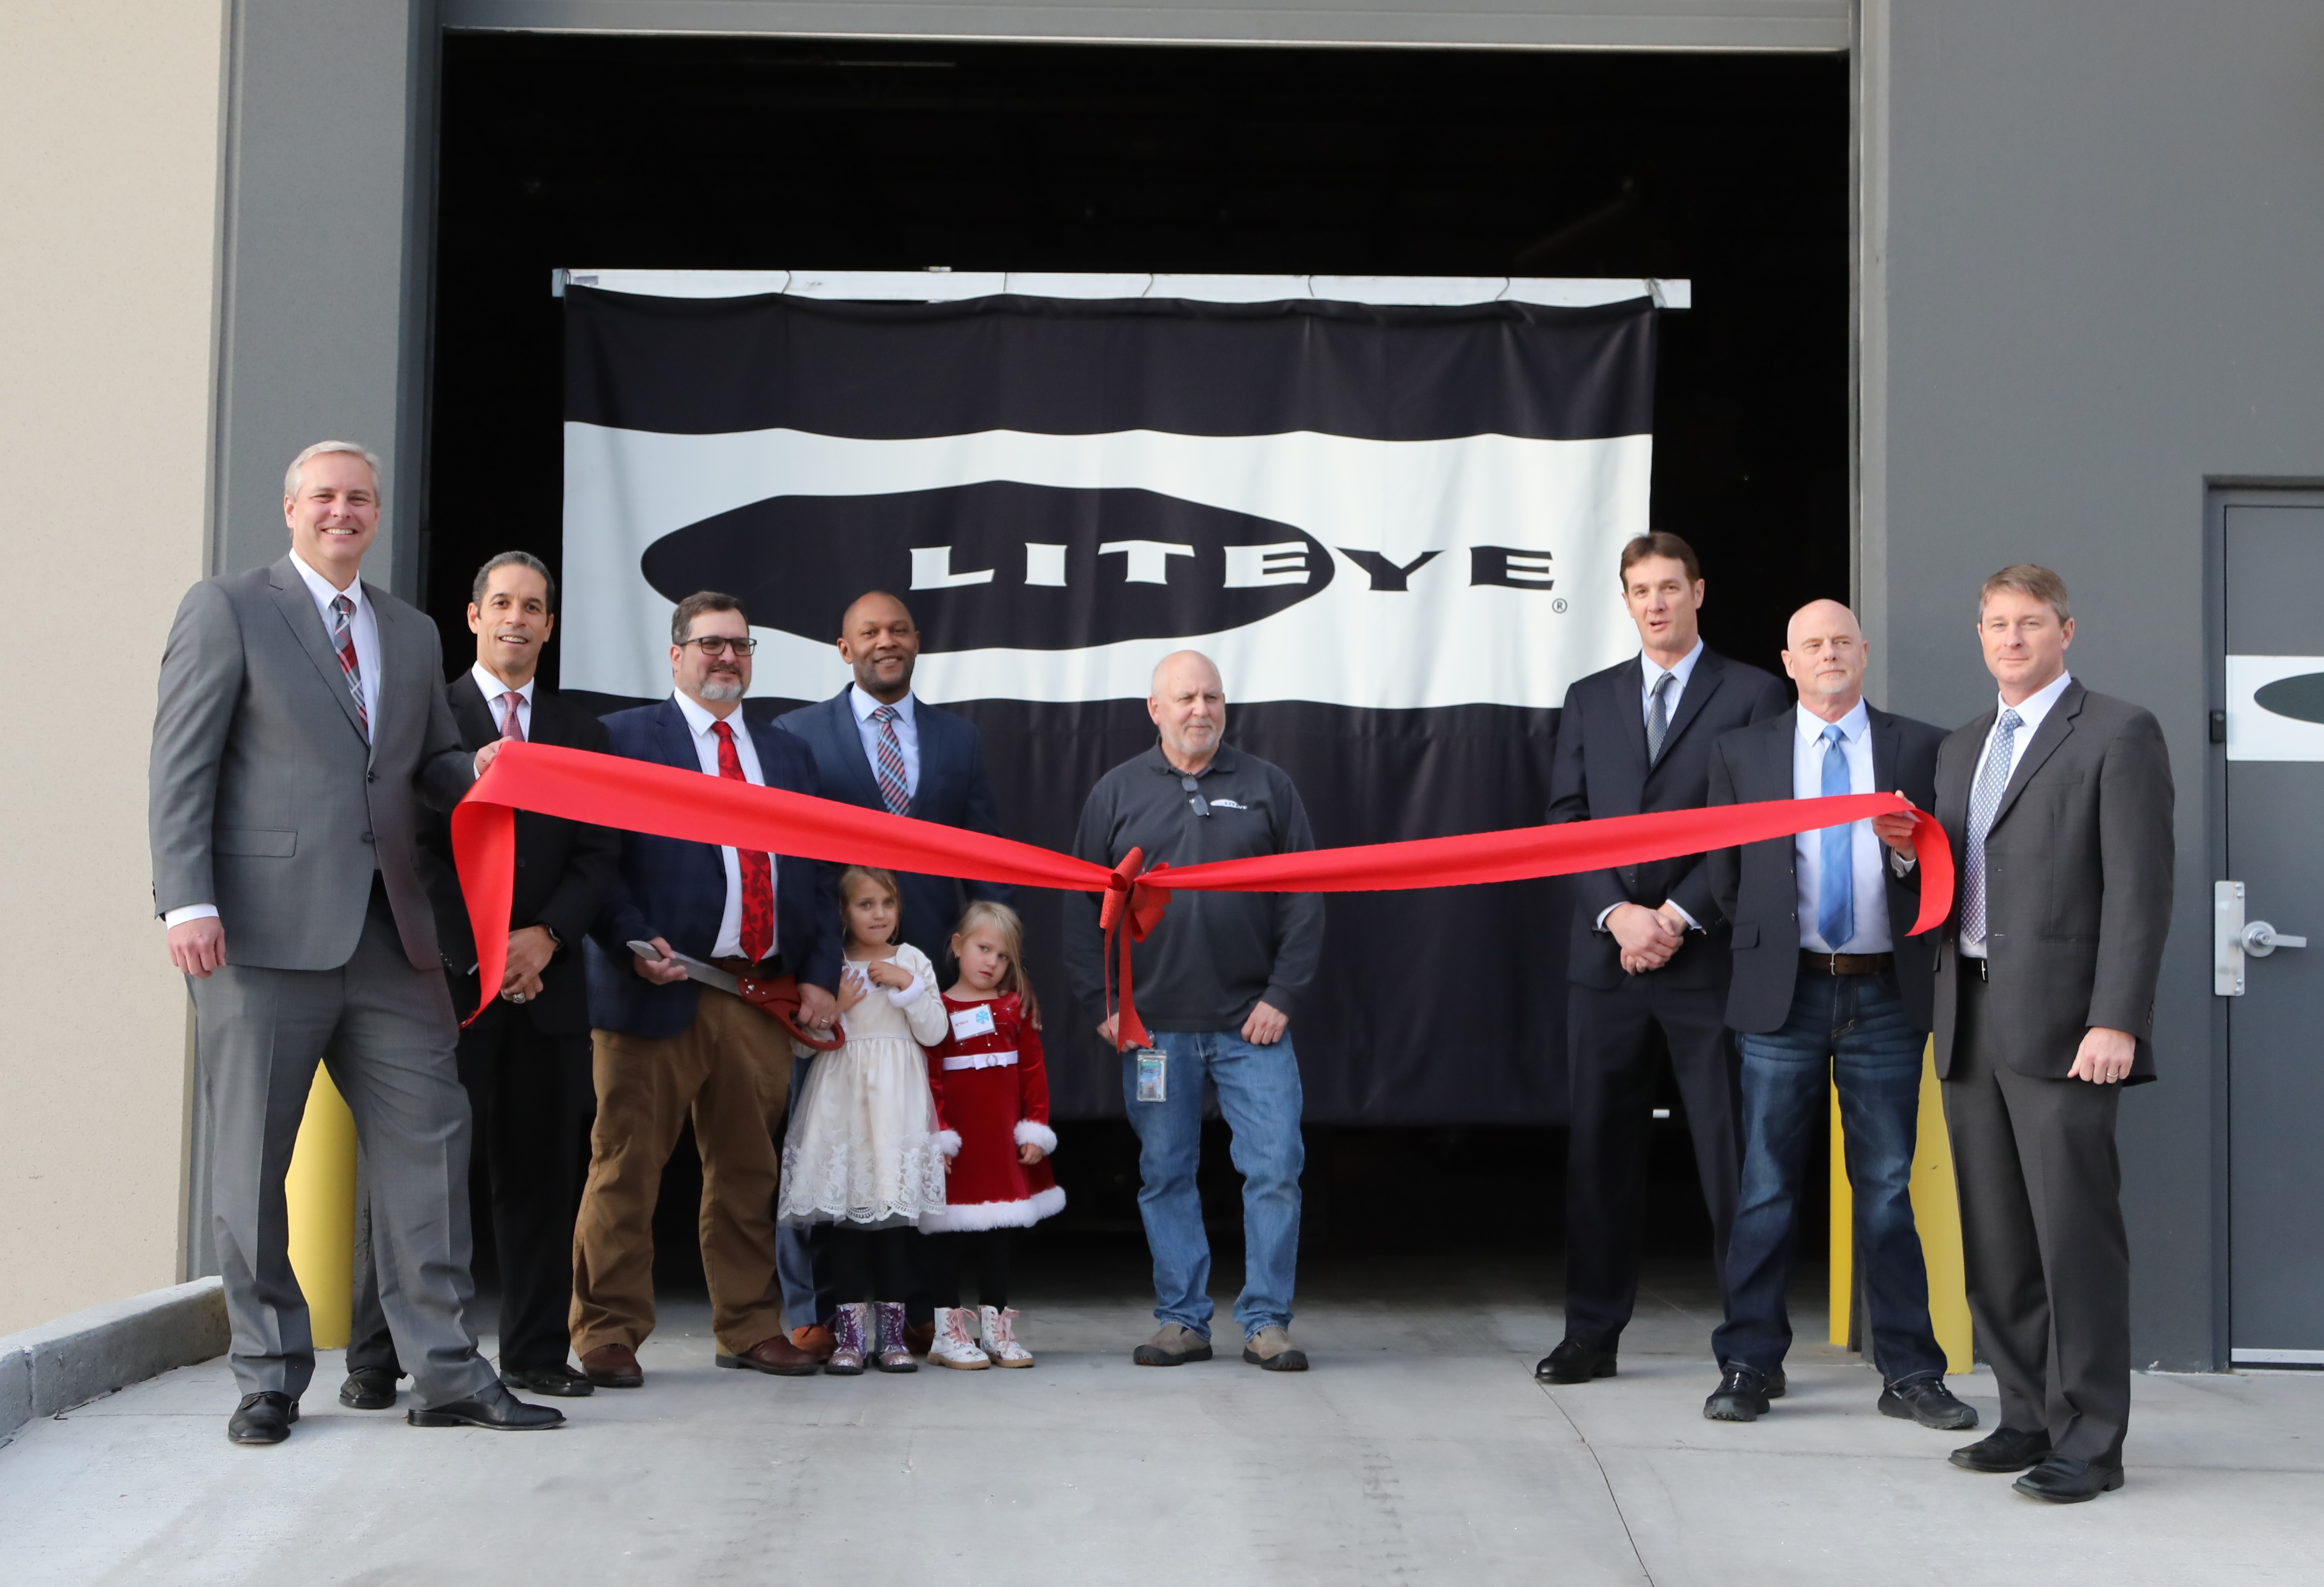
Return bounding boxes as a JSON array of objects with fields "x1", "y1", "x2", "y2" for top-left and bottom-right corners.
[
  {"x1": 1703, "y1": 1389, "x2": 1769, "y2": 1422},
  {"x1": 339, "y1": 1375, "x2": 397, "y2": 1411},
  {"x1": 1244, "y1": 1346, "x2": 1309, "y2": 1371},
  {"x1": 406, "y1": 1399, "x2": 566, "y2": 1430},
  {"x1": 1133, "y1": 1342, "x2": 1213, "y2": 1366},
  {"x1": 2014, "y1": 1463, "x2": 2124, "y2": 1503},
  {"x1": 501, "y1": 1367, "x2": 597, "y2": 1398},
  {"x1": 1950, "y1": 1433, "x2": 2053, "y2": 1473},
  {"x1": 715, "y1": 1352, "x2": 820, "y2": 1377},
  {"x1": 226, "y1": 1400, "x2": 300, "y2": 1444}
]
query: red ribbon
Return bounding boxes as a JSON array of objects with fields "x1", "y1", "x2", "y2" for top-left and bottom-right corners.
[{"x1": 450, "y1": 741, "x2": 1953, "y2": 1045}]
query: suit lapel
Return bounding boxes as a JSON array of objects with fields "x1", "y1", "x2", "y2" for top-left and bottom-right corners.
[
  {"x1": 1989, "y1": 681, "x2": 2085, "y2": 832},
  {"x1": 1614, "y1": 657, "x2": 1651, "y2": 772},
  {"x1": 1938, "y1": 707, "x2": 1996, "y2": 830},
  {"x1": 448, "y1": 671, "x2": 494, "y2": 752},
  {"x1": 267, "y1": 559, "x2": 368, "y2": 746},
  {"x1": 826, "y1": 689, "x2": 887, "y2": 807},
  {"x1": 1654, "y1": 648, "x2": 1725, "y2": 766},
  {"x1": 1869, "y1": 706, "x2": 1899, "y2": 794},
  {"x1": 653, "y1": 697, "x2": 700, "y2": 771},
  {"x1": 1761, "y1": 709, "x2": 1798, "y2": 800}
]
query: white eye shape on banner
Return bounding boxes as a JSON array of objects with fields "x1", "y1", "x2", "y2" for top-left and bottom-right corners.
[{"x1": 561, "y1": 423, "x2": 1651, "y2": 711}]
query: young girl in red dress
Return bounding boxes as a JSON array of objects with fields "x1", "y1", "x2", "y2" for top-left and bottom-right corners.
[{"x1": 920, "y1": 901, "x2": 1064, "y2": 1368}]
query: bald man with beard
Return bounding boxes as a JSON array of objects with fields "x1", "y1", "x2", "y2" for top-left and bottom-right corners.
[
  {"x1": 1699, "y1": 599, "x2": 1973, "y2": 1431},
  {"x1": 1064, "y1": 652, "x2": 1324, "y2": 1372}
]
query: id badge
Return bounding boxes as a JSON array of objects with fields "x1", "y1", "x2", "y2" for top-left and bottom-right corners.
[
  {"x1": 949, "y1": 1003, "x2": 997, "y2": 1041},
  {"x1": 1134, "y1": 1048, "x2": 1168, "y2": 1103}
]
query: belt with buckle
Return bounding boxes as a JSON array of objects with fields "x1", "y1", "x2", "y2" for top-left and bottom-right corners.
[
  {"x1": 711, "y1": 955, "x2": 783, "y2": 979},
  {"x1": 1799, "y1": 949, "x2": 1893, "y2": 976}
]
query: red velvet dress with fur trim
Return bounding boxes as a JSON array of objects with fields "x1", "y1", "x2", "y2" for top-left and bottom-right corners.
[{"x1": 921, "y1": 993, "x2": 1065, "y2": 1232}]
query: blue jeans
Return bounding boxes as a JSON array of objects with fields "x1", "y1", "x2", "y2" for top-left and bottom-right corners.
[
  {"x1": 1122, "y1": 1030, "x2": 1305, "y2": 1338},
  {"x1": 1711, "y1": 971, "x2": 1947, "y2": 1386}
]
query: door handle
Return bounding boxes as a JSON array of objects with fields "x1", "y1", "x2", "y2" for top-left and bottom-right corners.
[
  {"x1": 2218, "y1": 881, "x2": 2310, "y2": 995},
  {"x1": 2242, "y1": 921, "x2": 2308, "y2": 956}
]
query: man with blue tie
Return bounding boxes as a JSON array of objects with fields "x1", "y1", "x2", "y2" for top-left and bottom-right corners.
[
  {"x1": 776, "y1": 590, "x2": 1012, "y2": 1356},
  {"x1": 1700, "y1": 599, "x2": 1975, "y2": 1430}
]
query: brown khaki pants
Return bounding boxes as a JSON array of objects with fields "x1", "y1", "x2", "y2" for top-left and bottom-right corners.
[{"x1": 570, "y1": 988, "x2": 792, "y2": 1357}]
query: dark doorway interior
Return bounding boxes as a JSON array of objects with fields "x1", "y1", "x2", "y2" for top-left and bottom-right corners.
[{"x1": 430, "y1": 34, "x2": 1847, "y2": 1289}]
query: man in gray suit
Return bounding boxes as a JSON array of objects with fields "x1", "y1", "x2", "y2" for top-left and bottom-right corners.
[
  {"x1": 151, "y1": 440, "x2": 562, "y2": 1443},
  {"x1": 1928, "y1": 564, "x2": 2173, "y2": 1503}
]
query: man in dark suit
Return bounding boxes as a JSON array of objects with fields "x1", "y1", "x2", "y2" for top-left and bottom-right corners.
[
  {"x1": 341, "y1": 552, "x2": 619, "y2": 1408},
  {"x1": 775, "y1": 589, "x2": 1012, "y2": 1355},
  {"x1": 569, "y1": 591, "x2": 842, "y2": 1388},
  {"x1": 1699, "y1": 599, "x2": 1974, "y2": 1430},
  {"x1": 1537, "y1": 531, "x2": 1789, "y2": 1385},
  {"x1": 1930, "y1": 566, "x2": 2172, "y2": 1503}
]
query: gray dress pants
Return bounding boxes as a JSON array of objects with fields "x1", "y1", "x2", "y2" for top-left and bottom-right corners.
[{"x1": 189, "y1": 888, "x2": 495, "y2": 1408}]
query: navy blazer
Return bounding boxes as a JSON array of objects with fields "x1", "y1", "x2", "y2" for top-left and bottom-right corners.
[
  {"x1": 586, "y1": 698, "x2": 843, "y2": 1039},
  {"x1": 1705, "y1": 703, "x2": 1945, "y2": 1034},
  {"x1": 1547, "y1": 647, "x2": 1790, "y2": 991},
  {"x1": 776, "y1": 688, "x2": 1012, "y2": 965}
]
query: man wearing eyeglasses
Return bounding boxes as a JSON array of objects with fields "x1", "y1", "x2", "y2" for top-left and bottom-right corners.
[
  {"x1": 568, "y1": 592, "x2": 841, "y2": 1388},
  {"x1": 1064, "y1": 650, "x2": 1324, "y2": 1372}
]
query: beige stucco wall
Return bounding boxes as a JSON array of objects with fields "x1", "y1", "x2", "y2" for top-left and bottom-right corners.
[{"x1": 0, "y1": 3, "x2": 225, "y2": 1333}]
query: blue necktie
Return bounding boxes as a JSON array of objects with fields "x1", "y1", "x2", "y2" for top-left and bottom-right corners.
[{"x1": 1818, "y1": 723, "x2": 1853, "y2": 951}]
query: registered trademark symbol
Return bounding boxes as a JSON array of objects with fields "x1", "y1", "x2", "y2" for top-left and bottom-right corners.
[{"x1": 1551, "y1": 597, "x2": 1568, "y2": 613}]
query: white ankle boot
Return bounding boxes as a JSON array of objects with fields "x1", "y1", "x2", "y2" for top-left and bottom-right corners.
[
  {"x1": 979, "y1": 1305, "x2": 1033, "y2": 1367},
  {"x1": 928, "y1": 1306, "x2": 990, "y2": 1370}
]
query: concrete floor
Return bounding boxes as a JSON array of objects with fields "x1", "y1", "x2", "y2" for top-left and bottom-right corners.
[{"x1": 1, "y1": 1253, "x2": 2319, "y2": 1586}]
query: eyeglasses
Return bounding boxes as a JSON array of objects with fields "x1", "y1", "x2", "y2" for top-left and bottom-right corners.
[
  {"x1": 1182, "y1": 774, "x2": 1210, "y2": 817},
  {"x1": 681, "y1": 635, "x2": 758, "y2": 658}
]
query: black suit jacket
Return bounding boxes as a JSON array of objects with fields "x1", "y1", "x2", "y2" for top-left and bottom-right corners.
[
  {"x1": 1929, "y1": 681, "x2": 2174, "y2": 1082},
  {"x1": 414, "y1": 674, "x2": 620, "y2": 1035},
  {"x1": 776, "y1": 688, "x2": 1012, "y2": 965},
  {"x1": 1707, "y1": 703, "x2": 1946, "y2": 1033},
  {"x1": 1547, "y1": 647, "x2": 1790, "y2": 990}
]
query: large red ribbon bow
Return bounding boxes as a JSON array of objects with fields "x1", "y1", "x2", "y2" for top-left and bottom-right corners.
[{"x1": 450, "y1": 742, "x2": 1953, "y2": 1049}]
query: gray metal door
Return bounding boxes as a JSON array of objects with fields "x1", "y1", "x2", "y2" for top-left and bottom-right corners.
[{"x1": 2221, "y1": 491, "x2": 2324, "y2": 1366}]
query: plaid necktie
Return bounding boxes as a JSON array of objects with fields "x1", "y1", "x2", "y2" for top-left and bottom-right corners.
[
  {"x1": 870, "y1": 704, "x2": 911, "y2": 816},
  {"x1": 499, "y1": 689, "x2": 525, "y2": 742},
  {"x1": 329, "y1": 593, "x2": 368, "y2": 740},
  {"x1": 711, "y1": 720, "x2": 774, "y2": 964},
  {"x1": 1644, "y1": 671, "x2": 1674, "y2": 766},
  {"x1": 1959, "y1": 708, "x2": 2024, "y2": 948}
]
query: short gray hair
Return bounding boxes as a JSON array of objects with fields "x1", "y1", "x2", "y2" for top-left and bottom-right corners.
[
  {"x1": 283, "y1": 440, "x2": 384, "y2": 504},
  {"x1": 472, "y1": 550, "x2": 557, "y2": 612}
]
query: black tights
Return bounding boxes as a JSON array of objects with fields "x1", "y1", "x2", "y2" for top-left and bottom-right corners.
[
  {"x1": 925, "y1": 1230, "x2": 1014, "y2": 1310},
  {"x1": 827, "y1": 1225, "x2": 912, "y2": 1303}
]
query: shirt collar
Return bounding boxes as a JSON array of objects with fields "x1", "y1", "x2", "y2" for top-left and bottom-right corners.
[
  {"x1": 471, "y1": 661, "x2": 535, "y2": 704},
  {"x1": 288, "y1": 549, "x2": 363, "y2": 613},
  {"x1": 1642, "y1": 637, "x2": 1705, "y2": 688},
  {"x1": 1997, "y1": 670, "x2": 2073, "y2": 733},
  {"x1": 1145, "y1": 741, "x2": 1239, "y2": 779},
  {"x1": 850, "y1": 684, "x2": 915, "y2": 726},
  {"x1": 1796, "y1": 697, "x2": 1871, "y2": 744},
  {"x1": 673, "y1": 689, "x2": 743, "y2": 738}
]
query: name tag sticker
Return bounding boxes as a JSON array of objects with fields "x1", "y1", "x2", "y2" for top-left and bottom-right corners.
[
  {"x1": 949, "y1": 1004, "x2": 998, "y2": 1041},
  {"x1": 1134, "y1": 1048, "x2": 1167, "y2": 1103}
]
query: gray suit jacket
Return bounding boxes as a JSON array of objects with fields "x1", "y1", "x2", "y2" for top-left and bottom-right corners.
[
  {"x1": 1930, "y1": 680, "x2": 2175, "y2": 1082},
  {"x1": 149, "y1": 555, "x2": 475, "y2": 972}
]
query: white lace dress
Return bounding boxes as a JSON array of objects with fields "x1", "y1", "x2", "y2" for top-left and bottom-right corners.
[{"x1": 778, "y1": 944, "x2": 952, "y2": 1229}]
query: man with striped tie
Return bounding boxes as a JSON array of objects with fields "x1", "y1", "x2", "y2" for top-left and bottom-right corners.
[{"x1": 151, "y1": 441, "x2": 563, "y2": 1442}]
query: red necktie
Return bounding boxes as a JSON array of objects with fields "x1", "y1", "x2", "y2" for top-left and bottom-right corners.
[
  {"x1": 500, "y1": 690, "x2": 525, "y2": 742},
  {"x1": 711, "y1": 720, "x2": 774, "y2": 964}
]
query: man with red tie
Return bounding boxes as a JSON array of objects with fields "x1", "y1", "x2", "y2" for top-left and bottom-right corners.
[{"x1": 568, "y1": 592, "x2": 842, "y2": 1388}]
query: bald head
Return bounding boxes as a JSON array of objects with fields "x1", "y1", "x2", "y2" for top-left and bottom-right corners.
[
  {"x1": 1149, "y1": 650, "x2": 1227, "y2": 772},
  {"x1": 837, "y1": 590, "x2": 920, "y2": 702},
  {"x1": 1781, "y1": 598, "x2": 1869, "y2": 723}
]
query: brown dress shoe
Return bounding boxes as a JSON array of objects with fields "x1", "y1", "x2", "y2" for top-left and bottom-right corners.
[
  {"x1": 790, "y1": 1324, "x2": 836, "y2": 1362},
  {"x1": 903, "y1": 1320, "x2": 936, "y2": 1357},
  {"x1": 717, "y1": 1334, "x2": 821, "y2": 1376},
  {"x1": 580, "y1": 1342, "x2": 644, "y2": 1389}
]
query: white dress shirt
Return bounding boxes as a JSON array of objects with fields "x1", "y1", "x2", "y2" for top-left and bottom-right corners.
[
  {"x1": 1598, "y1": 639, "x2": 1710, "y2": 936},
  {"x1": 1960, "y1": 670, "x2": 2074, "y2": 959},
  {"x1": 164, "y1": 551, "x2": 384, "y2": 930},
  {"x1": 472, "y1": 661, "x2": 535, "y2": 741},
  {"x1": 849, "y1": 685, "x2": 921, "y2": 799},
  {"x1": 1793, "y1": 700, "x2": 1893, "y2": 954},
  {"x1": 672, "y1": 690, "x2": 777, "y2": 961}
]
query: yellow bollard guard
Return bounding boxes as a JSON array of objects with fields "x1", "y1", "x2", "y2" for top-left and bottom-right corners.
[
  {"x1": 284, "y1": 1066, "x2": 357, "y2": 1350},
  {"x1": 1827, "y1": 1040, "x2": 1973, "y2": 1373}
]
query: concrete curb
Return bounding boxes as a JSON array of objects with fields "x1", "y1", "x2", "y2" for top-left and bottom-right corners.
[{"x1": 0, "y1": 1277, "x2": 228, "y2": 1442}]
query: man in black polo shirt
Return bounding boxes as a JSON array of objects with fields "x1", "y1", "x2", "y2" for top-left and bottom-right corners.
[{"x1": 1065, "y1": 651, "x2": 1324, "y2": 1372}]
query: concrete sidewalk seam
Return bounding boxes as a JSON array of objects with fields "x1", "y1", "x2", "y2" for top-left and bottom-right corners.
[{"x1": 0, "y1": 1277, "x2": 228, "y2": 1440}]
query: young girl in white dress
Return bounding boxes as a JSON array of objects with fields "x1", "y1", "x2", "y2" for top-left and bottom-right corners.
[{"x1": 777, "y1": 866, "x2": 951, "y2": 1374}]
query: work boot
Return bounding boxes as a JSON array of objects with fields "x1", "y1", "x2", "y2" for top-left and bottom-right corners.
[
  {"x1": 1132, "y1": 1323, "x2": 1213, "y2": 1366},
  {"x1": 1880, "y1": 1376, "x2": 1980, "y2": 1430},
  {"x1": 825, "y1": 1304, "x2": 868, "y2": 1376},
  {"x1": 872, "y1": 1301, "x2": 919, "y2": 1373},
  {"x1": 1241, "y1": 1326, "x2": 1308, "y2": 1372},
  {"x1": 929, "y1": 1307, "x2": 990, "y2": 1370},
  {"x1": 979, "y1": 1305, "x2": 1034, "y2": 1368},
  {"x1": 1704, "y1": 1364, "x2": 1774, "y2": 1422}
]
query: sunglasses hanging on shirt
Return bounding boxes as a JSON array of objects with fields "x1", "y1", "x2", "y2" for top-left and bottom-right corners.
[{"x1": 1182, "y1": 774, "x2": 1210, "y2": 817}]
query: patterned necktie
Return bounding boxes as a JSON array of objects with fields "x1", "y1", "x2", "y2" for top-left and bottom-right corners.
[
  {"x1": 1645, "y1": 671, "x2": 1674, "y2": 766},
  {"x1": 1959, "y1": 707, "x2": 2025, "y2": 949},
  {"x1": 711, "y1": 720, "x2": 775, "y2": 963},
  {"x1": 329, "y1": 593, "x2": 368, "y2": 740},
  {"x1": 870, "y1": 704, "x2": 911, "y2": 816},
  {"x1": 1818, "y1": 723, "x2": 1854, "y2": 950},
  {"x1": 499, "y1": 689, "x2": 525, "y2": 742}
]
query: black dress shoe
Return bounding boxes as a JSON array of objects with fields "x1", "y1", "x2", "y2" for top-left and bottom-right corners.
[
  {"x1": 2013, "y1": 1454, "x2": 2124, "y2": 1503},
  {"x1": 227, "y1": 1391, "x2": 299, "y2": 1445},
  {"x1": 339, "y1": 1367, "x2": 400, "y2": 1410},
  {"x1": 1534, "y1": 1339, "x2": 1618, "y2": 1384},
  {"x1": 1950, "y1": 1426, "x2": 2053, "y2": 1473},
  {"x1": 1703, "y1": 1365, "x2": 1773, "y2": 1422},
  {"x1": 407, "y1": 1379, "x2": 566, "y2": 1430},
  {"x1": 1881, "y1": 1376, "x2": 1979, "y2": 1430},
  {"x1": 500, "y1": 1362, "x2": 597, "y2": 1398}
]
